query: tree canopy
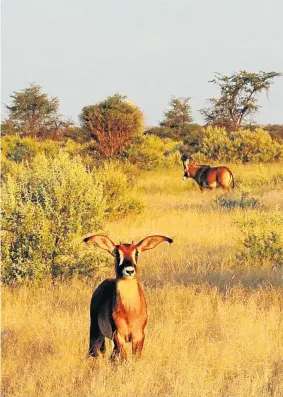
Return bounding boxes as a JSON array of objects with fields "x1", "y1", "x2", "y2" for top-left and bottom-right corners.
[
  {"x1": 160, "y1": 96, "x2": 192, "y2": 129},
  {"x1": 3, "y1": 83, "x2": 70, "y2": 139},
  {"x1": 146, "y1": 96, "x2": 194, "y2": 142},
  {"x1": 200, "y1": 70, "x2": 282, "y2": 131},
  {"x1": 80, "y1": 94, "x2": 143, "y2": 158}
]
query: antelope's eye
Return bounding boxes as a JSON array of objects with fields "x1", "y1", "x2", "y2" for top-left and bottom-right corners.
[{"x1": 135, "y1": 251, "x2": 139, "y2": 258}]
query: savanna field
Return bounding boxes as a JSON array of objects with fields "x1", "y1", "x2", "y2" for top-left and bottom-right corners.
[
  {"x1": 2, "y1": 19, "x2": 283, "y2": 397},
  {"x1": 2, "y1": 162, "x2": 283, "y2": 397}
]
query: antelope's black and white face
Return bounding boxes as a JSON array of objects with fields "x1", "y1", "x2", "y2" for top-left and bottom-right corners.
[
  {"x1": 183, "y1": 160, "x2": 190, "y2": 180},
  {"x1": 84, "y1": 234, "x2": 173, "y2": 280},
  {"x1": 115, "y1": 244, "x2": 139, "y2": 279},
  {"x1": 183, "y1": 168, "x2": 189, "y2": 180},
  {"x1": 182, "y1": 158, "x2": 195, "y2": 180}
]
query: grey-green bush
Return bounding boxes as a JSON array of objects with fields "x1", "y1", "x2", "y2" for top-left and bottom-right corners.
[
  {"x1": 94, "y1": 161, "x2": 144, "y2": 218},
  {"x1": 126, "y1": 135, "x2": 181, "y2": 170},
  {"x1": 215, "y1": 191, "x2": 260, "y2": 210},
  {"x1": 2, "y1": 151, "x2": 144, "y2": 283},
  {"x1": 234, "y1": 212, "x2": 283, "y2": 268},
  {"x1": 199, "y1": 127, "x2": 283, "y2": 162},
  {"x1": 1, "y1": 152, "x2": 107, "y2": 283}
]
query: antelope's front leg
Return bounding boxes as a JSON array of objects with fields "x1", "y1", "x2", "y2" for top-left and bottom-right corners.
[
  {"x1": 111, "y1": 331, "x2": 127, "y2": 361},
  {"x1": 132, "y1": 331, "x2": 145, "y2": 359}
]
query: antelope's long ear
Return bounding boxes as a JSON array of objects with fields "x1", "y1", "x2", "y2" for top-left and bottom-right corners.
[
  {"x1": 136, "y1": 235, "x2": 173, "y2": 253},
  {"x1": 83, "y1": 235, "x2": 116, "y2": 256}
]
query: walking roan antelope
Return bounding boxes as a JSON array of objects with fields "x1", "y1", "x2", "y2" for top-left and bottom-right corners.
[
  {"x1": 84, "y1": 234, "x2": 173, "y2": 360},
  {"x1": 181, "y1": 154, "x2": 234, "y2": 192}
]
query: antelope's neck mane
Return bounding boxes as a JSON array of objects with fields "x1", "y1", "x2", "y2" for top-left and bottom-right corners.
[
  {"x1": 189, "y1": 163, "x2": 209, "y2": 177},
  {"x1": 188, "y1": 163, "x2": 202, "y2": 177},
  {"x1": 116, "y1": 278, "x2": 140, "y2": 311}
]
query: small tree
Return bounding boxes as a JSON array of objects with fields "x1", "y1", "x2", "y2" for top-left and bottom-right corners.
[
  {"x1": 200, "y1": 70, "x2": 282, "y2": 131},
  {"x1": 4, "y1": 83, "x2": 70, "y2": 139},
  {"x1": 144, "y1": 96, "x2": 193, "y2": 142},
  {"x1": 161, "y1": 96, "x2": 193, "y2": 142},
  {"x1": 80, "y1": 94, "x2": 143, "y2": 158},
  {"x1": 161, "y1": 96, "x2": 192, "y2": 130}
]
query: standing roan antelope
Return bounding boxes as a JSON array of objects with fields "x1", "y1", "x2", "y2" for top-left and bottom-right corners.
[
  {"x1": 181, "y1": 154, "x2": 234, "y2": 192},
  {"x1": 84, "y1": 234, "x2": 173, "y2": 360}
]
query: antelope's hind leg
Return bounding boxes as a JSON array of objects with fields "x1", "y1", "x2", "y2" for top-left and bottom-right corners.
[
  {"x1": 100, "y1": 338, "x2": 106, "y2": 354},
  {"x1": 89, "y1": 337, "x2": 105, "y2": 357},
  {"x1": 89, "y1": 322, "x2": 105, "y2": 357},
  {"x1": 222, "y1": 184, "x2": 231, "y2": 192}
]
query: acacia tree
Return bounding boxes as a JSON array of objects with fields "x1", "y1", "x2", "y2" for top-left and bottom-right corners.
[
  {"x1": 80, "y1": 94, "x2": 143, "y2": 158},
  {"x1": 200, "y1": 70, "x2": 282, "y2": 131},
  {"x1": 4, "y1": 83, "x2": 70, "y2": 138},
  {"x1": 145, "y1": 96, "x2": 193, "y2": 141},
  {"x1": 161, "y1": 96, "x2": 192, "y2": 129}
]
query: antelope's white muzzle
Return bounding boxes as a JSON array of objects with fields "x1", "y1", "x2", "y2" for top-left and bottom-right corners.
[{"x1": 122, "y1": 266, "x2": 136, "y2": 278}]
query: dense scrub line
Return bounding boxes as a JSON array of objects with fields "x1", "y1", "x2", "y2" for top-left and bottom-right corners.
[
  {"x1": 2, "y1": 126, "x2": 283, "y2": 175},
  {"x1": 2, "y1": 133, "x2": 283, "y2": 284}
]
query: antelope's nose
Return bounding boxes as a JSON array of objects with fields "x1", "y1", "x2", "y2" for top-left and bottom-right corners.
[{"x1": 125, "y1": 269, "x2": 134, "y2": 276}]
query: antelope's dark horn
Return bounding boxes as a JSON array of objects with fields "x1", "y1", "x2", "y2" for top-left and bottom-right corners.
[{"x1": 181, "y1": 153, "x2": 188, "y2": 162}]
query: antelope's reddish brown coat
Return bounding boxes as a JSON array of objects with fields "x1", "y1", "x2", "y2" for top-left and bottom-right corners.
[
  {"x1": 183, "y1": 158, "x2": 234, "y2": 191},
  {"x1": 84, "y1": 234, "x2": 173, "y2": 361}
]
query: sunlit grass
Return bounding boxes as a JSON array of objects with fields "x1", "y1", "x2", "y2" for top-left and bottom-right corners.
[
  {"x1": 2, "y1": 281, "x2": 283, "y2": 397},
  {"x1": 2, "y1": 162, "x2": 283, "y2": 397}
]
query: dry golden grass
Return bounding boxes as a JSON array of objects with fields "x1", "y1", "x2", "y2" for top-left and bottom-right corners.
[{"x1": 2, "y1": 163, "x2": 283, "y2": 397}]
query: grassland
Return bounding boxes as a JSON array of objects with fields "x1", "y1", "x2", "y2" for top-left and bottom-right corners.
[{"x1": 2, "y1": 163, "x2": 283, "y2": 397}]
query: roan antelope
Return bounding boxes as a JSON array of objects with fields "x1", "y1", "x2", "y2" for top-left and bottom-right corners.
[
  {"x1": 84, "y1": 234, "x2": 173, "y2": 360},
  {"x1": 181, "y1": 154, "x2": 234, "y2": 192}
]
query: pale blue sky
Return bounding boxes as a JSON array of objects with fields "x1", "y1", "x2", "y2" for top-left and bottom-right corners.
[{"x1": 2, "y1": 0, "x2": 283, "y2": 126}]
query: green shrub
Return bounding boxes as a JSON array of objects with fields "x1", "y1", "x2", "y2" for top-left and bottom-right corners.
[
  {"x1": 1, "y1": 136, "x2": 59, "y2": 163},
  {"x1": 1, "y1": 136, "x2": 98, "y2": 167},
  {"x1": 199, "y1": 127, "x2": 283, "y2": 163},
  {"x1": 1, "y1": 152, "x2": 107, "y2": 283},
  {"x1": 94, "y1": 161, "x2": 144, "y2": 218},
  {"x1": 236, "y1": 231, "x2": 283, "y2": 267},
  {"x1": 263, "y1": 124, "x2": 283, "y2": 144},
  {"x1": 126, "y1": 135, "x2": 181, "y2": 170},
  {"x1": 234, "y1": 213, "x2": 283, "y2": 267},
  {"x1": 215, "y1": 191, "x2": 260, "y2": 210},
  {"x1": 2, "y1": 151, "x2": 144, "y2": 283},
  {"x1": 2, "y1": 135, "x2": 38, "y2": 162},
  {"x1": 200, "y1": 126, "x2": 232, "y2": 161}
]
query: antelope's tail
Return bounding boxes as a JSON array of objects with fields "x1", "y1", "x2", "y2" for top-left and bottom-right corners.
[{"x1": 230, "y1": 171, "x2": 235, "y2": 189}]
